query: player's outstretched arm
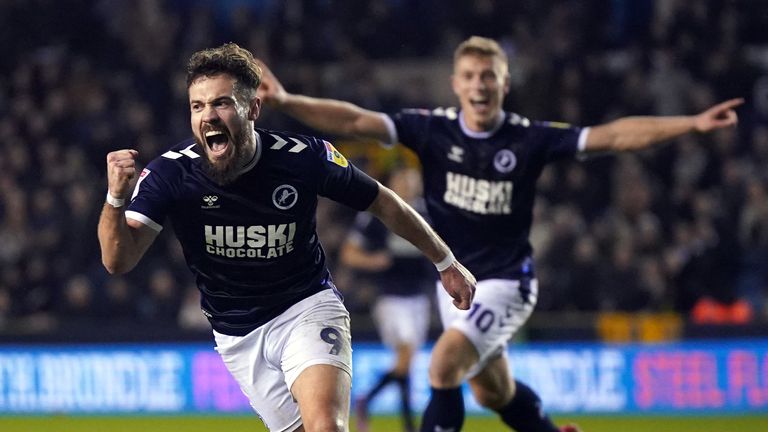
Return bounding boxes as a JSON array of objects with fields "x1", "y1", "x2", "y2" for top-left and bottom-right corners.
[
  {"x1": 256, "y1": 59, "x2": 392, "y2": 143},
  {"x1": 366, "y1": 184, "x2": 476, "y2": 310},
  {"x1": 585, "y1": 98, "x2": 744, "y2": 153},
  {"x1": 98, "y1": 149, "x2": 158, "y2": 274}
]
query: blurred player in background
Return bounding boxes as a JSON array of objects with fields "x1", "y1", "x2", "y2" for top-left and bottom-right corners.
[
  {"x1": 341, "y1": 166, "x2": 434, "y2": 432},
  {"x1": 98, "y1": 42, "x2": 475, "y2": 432},
  {"x1": 256, "y1": 36, "x2": 742, "y2": 432}
]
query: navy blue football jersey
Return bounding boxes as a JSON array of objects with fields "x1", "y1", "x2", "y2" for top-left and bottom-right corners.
[
  {"x1": 385, "y1": 108, "x2": 585, "y2": 280},
  {"x1": 126, "y1": 129, "x2": 379, "y2": 336},
  {"x1": 347, "y1": 202, "x2": 435, "y2": 297}
]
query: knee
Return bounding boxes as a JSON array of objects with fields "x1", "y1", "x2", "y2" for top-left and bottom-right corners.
[
  {"x1": 428, "y1": 332, "x2": 477, "y2": 388},
  {"x1": 428, "y1": 356, "x2": 467, "y2": 387},
  {"x1": 473, "y1": 386, "x2": 511, "y2": 410}
]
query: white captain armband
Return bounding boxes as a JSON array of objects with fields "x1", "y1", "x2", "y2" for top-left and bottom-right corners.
[
  {"x1": 105, "y1": 191, "x2": 125, "y2": 208},
  {"x1": 435, "y1": 251, "x2": 456, "y2": 272}
]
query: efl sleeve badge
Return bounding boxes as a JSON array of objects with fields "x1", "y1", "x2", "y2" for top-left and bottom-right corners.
[{"x1": 323, "y1": 140, "x2": 349, "y2": 168}]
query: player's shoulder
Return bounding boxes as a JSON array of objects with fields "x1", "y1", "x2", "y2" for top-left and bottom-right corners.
[
  {"x1": 397, "y1": 106, "x2": 460, "y2": 121},
  {"x1": 503, "y1": 111, "x2": 580, "y2": 133},
  {"x1": 145, "y1": 138, "x2": 200, "y2": 176},
  {"x1": 503, "y1": 111, "x2": 533, "y2": 129},
  {"x1": 257, "y1": 128, "x2": 325, "y2": 157},
  {"x1": 257, "y1": 128, "x2": 351, "y2": 168}
]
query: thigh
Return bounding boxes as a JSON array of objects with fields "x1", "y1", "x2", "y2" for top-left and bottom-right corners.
[
  {"x1": 428, "y1": 328, "x2": 480, "y2": 387},
  {"x1": 436, "y1": 278, "x2": 537, "y2": 378},
  {"x1": 213, "y1": 290, "x2": 352, "y2": 432},
  {"x1": 281, "y1": 290, "x2": 353, "y2": 390},
  {"x1": 468, "y1": 352, "x2": 514, "y2": 409},
  {"x1": 292, "y1": 364, "x2": 351, "y2": 432},
  {"x1": 214, "y1": 329, "x2": 302, "y2": 432},
  {"x1": 282, "y1": 290, "x2": 353, "y2": 431}
]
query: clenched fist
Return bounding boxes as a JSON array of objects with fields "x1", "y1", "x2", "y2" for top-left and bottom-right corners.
[
  {"x1": 106, "y1": 149, "x2": 139, "y2": 198},
  {"x1": 439, "y1": 260, "x2": 477, "y2": 310}
]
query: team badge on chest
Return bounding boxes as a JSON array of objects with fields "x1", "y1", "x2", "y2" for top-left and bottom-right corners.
[
  {"x1": 273, "y1": 185, "x2": 298, "y2": 210},
  {"x1": 493, "y1": 149, "x2": 517, "y2": 173}
]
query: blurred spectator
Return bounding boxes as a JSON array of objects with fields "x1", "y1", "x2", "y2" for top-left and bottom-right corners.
[
  {"x1": 178, "y1": 286, "x2": 209, "y2": 331},
  {"x1": 137, "y1": 268, "x2": 181, "y2": 324},
  {"x1": 57, "y1": 274, "x2": 99, "y2": 324},
  {"x1": 103, "y1": 276, "x2": 138, "y2": 322}
]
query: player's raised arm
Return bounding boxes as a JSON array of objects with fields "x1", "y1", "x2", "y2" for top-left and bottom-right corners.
[
  {"x1": 366, "y1": 184, "x2": 476, "y2": 310},
  {"x1": 256, "y1": 59, "x2": 392, "y2": 143},
  {"x1": 98, "y1": 149, "x2": 159, "y2": 274},
  {"x1": 584, "y1": 97, "x2": 744, "y2": 153}
]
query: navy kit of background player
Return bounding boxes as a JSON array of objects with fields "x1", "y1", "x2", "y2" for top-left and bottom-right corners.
[
  {"x1": 340, "y1": 166, "x2": 434, "y2": 432},
  {"x1": 255, "y1": 36, "x2": 743, "y2": 432},
  {"x1": 97, "y1": 43, "x2": 476, "y2": 432}
]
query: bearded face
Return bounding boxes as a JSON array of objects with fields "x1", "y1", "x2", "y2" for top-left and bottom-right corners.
[
  {"x1": 196, "y1": 121, "x2": 253, "y2": 185},
  {"x1": 188, "y1": 73, "x2": 260, "y2": 185}
]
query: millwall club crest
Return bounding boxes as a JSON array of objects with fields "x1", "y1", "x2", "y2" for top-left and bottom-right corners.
[
  {"x1": 272, "y1": 185, "x2": 298, "y2": 210},
  {"x1": 201, "y1": 195, "x2": 220, "y2": 209},
  {"x1": 493, "y1": 149, "x2": 517, "y2": 173}
]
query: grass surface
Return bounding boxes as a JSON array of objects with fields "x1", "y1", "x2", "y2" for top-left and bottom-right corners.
[{"x1": 0, "y1": 414, "x2": 766, "y2": 432}]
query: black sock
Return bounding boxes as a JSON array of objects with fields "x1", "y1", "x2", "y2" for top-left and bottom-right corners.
[
  {"x1": 395, "y1": 375, "x2": 415, "y2": 432},
  {"x1": 419, "y1": 387, "x2": 464, "y2": 432},
  {"x1": 365, "y1": 371, "x2": 396, "y2": 401},
  {"x1": 494, "y1": 380, "x2": 558, "y2": 432}
]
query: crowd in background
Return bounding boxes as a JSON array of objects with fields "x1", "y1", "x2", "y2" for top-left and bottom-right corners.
[{"x1": 1, "y1": 0, "x2": 767, "y2": 335}]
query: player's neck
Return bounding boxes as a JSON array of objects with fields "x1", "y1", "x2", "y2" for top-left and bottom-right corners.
[
  {"x1": 459, "y1": 111, "x2": 505, "y2": 137},
  {"x1": 236, "y1": 130, "x2": 262, "y2": 176}
]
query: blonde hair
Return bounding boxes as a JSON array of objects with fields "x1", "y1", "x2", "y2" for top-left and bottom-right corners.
[{"x1": 453, "y1": 36, "x2": 509, "y2": 70}]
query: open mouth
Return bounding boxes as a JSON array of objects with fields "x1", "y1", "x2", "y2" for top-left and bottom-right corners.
[
  {"x1": 469, "y1": 97, "x2": 491, "y2": 111},
  {"x1": 205, "y1": 130, "x2": 230, "y2": 157}
]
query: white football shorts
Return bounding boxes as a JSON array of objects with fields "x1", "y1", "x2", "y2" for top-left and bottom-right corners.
[
  {"x1": 372, "y1": 293, "x2": 431, "y2": 349},
  {"x1": 213, "y1": 289, "x2": 352, "y2": 432},
  {"x1": 436, "y1": 278, "x2": 538, "y2": 378}
]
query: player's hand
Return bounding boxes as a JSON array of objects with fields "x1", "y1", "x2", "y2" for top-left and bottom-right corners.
[
  {"x1": 439, "y1": 261, "x2": 476, "y2": 310},
  {"x1": 694, "y1": 98, "x2": 744, "y2": 133},
  {"x1": 106, "y1": 149, "x2": 139, "y2": 198},
  {"x1": 255, "y1": 59, "x2": 287, "y2": 107}
]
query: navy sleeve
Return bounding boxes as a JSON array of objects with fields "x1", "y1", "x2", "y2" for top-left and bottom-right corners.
[
  {"x1": 388, "y1": 108, "x2": 433, "y2": 154},
  {"x1": 314, "y1": 138, "x2": 379, "y2": 210},
  {"x1": 529, "y1": 120, "x2": 582, "y2": 163},
  {"x1": 125, "y1": 159, "x2": 177, "y2": 232}
]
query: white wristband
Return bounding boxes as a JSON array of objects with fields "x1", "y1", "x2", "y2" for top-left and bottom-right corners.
[
  {"x1": 106, "y1": 192, "x2": 126, "y2": 208},
  {"x1": 435, "y1": 251, "x2": 456, "y2": 272}
]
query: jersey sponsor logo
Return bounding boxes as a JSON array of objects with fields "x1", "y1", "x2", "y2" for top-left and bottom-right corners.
[
  {"x1": 201, "y1": 195, "x2": 220, "y2": 209},
  {"x1": 443, "y1": 172, "x2": 513, "y2": 215},
  {"x1": 323, "y1": 141, "x2": 349, "y2": 167},
  {"x1": 447, "y1": 145, "x2": 464, "y2": 163},
  {"x1": 204, "y1": 223, "x2": 296, "y2": 259},
  {"x1": 493, "y1": 149, "x2": 517, "y2": 173},
  {"x1": 272, "y1": 185, "x2": 298, "y2": 210}
]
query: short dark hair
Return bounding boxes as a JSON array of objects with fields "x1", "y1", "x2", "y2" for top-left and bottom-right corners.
[{"x1": 186, "y1": 43, "x2": 262, "y2": 100}]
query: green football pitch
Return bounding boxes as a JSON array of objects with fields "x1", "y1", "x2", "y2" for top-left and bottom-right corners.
[{"x1": 0, "y1": 415, "x2": 766, "y2": 432}]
